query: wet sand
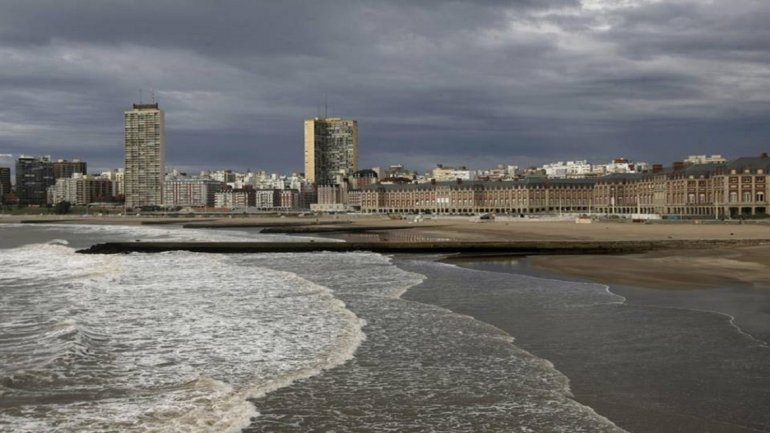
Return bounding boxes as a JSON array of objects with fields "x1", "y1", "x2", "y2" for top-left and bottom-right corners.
[
  {"x1": 404, "y1": 257, "x2": 770, "y2": 433},
  {"x1": 529, "y1": 244, "x2": 770, "y2": 290},
  {"x1": 333, "y1": 217, "x2": 770, "y2": 291}
]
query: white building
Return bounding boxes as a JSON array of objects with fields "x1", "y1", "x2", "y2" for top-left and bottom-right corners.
[
  {"x1": 49, "y1": 174, "x2": 114, "y2": 205},
  {"x1": 594, "y1": 158, "x2": 649, "y2": 175},
  {"x1": 214, "y1": 190, "x2": 253, "y2": 209},
  {"x1": 100, "y1": 169, "x2": 125, "y2": 197},
  {"x1": 254, "y1": 189, "x2": 278, "y2": 209},
  {"x1": 431, "y1": 164, "x2": 473, "y2": 182},
  {"x1": 542, "y1": 160, "x2": 592, "y2": 178},
  {"x1": 685, "y1": 154, "x2": 726, "y2": 165}
]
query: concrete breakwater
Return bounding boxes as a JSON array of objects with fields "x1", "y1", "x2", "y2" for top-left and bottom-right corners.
[
  {"x1": 77, "y1": 239, "x2": 769, "y2": 255},
  {"x1": 181, "y1": 221, "x2": 353, "y2": 229},
  {"x1": 259, "y1": 225, "x2": 421, "y2": 234}
]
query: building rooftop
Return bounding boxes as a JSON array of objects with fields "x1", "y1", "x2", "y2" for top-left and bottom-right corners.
[
  {"x1": 132, "y1": 103, "x2": 160, "y2": 110},
  {"x1": 726, "y1": 154, "x2": 770, "y2": 173},
  {"x1": 365, "y1": 177, "x2": 597, "y2": 191}
]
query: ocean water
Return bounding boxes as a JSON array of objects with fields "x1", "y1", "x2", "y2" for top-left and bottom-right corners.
[
  {"x1": 242, "y1": 254, "x2": 625, "y2": 433},
  {"x1": 0, "y1": 223, "x2": 628, "y2": 432},
  {"x1": 0, "y1": 224, "x2": 363, "y2": 432},
  {"x1": 401, "y1": 259, "x2": 770, "y2": 433}
]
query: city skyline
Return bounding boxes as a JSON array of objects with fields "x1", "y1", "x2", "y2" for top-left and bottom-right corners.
[{"x1": 1, "y1": 1, "x2": 769, "y2": 174}]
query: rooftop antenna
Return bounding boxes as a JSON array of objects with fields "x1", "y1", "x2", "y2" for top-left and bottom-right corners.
[
  {"x1": 139, "y1": 88, "x2": 143, "y2": 104},
  {"x1": 324, "y1": 93, "x2": 328, "y2": 118},
  {"x1": 151, "y1": 90, "x2": 156, "y2": 104}
]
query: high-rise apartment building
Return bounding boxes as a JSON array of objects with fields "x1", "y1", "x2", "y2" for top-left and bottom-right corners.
[
  {"x1": 124, "y1": 103, "x2": 165, "y2": 209},
  {"x1": 53, "y1": 159, "x2": 87, "y2": 180},
  {"x1": 304, "y1": 117, "x2": 358, "y2": 185},
  {"x1": 16, "y1": 155, "x2": 54, "y2": 205},
  {"x1": 0, "y1": 166, "x2": 11, "y2": 202}
]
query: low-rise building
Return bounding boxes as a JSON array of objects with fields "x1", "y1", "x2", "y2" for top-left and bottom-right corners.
[
  {"x1": 49, "y1": 174, "x2": 114, "y2": 205},
  {"x1": 163, "y1": 178, "x2": 224, "y2": 208},
  {"x1": 359, "y1": 154, "x2": 770, "y2": 219},
  {"x1": 214, "y1": 189, "x2": 255, "y2": 209},
  {"x1": 431, "y1": 164, "x2": 473, "y2": 182},
  {"x1": 278, "y1": 189, "x2": 301, "y2": 210},
  {"x1": 255, "y1": 189, "x2": 280, "y2": 210}
]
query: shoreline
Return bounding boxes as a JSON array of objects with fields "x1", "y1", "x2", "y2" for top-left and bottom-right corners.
[
  {"x1": 76, "y1": 238, "x2": 770, "y2": 255},
  {"x1": 527, "y1": 245, "x2": 770, "y2": 290},
  {"x1": 442, "y1": 254, "x2": 770, "y2": 343},
  {"x1": 5, "y1": 218, "x2": 769, "y2": 431},
  {"x1": 398, "y1": 254, "x2": 770, "y2": 433},
  {"x1": 7, "y1": 214, "x2": 770, "y2": 291}
]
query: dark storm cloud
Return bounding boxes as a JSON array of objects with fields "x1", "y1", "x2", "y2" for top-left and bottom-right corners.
[
  {"x1": 0, "y1": 0, "x2": 768, "y2": 174},
  {"x1": 605, "y1": 2, "x2": 770, "y2": 62}
]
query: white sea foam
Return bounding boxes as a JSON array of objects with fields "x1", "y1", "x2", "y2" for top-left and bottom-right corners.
[
  {"x1": 0, "y1": 237, "x2": 364, "y2": 433},
  {"x1": 25, "y1": 222, "x2": 329, "y2": 242}
]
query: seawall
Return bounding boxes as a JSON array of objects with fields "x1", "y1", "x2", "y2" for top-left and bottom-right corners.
[{"x1": 76, "y1": 239, "x2": 770, "y2": 255}]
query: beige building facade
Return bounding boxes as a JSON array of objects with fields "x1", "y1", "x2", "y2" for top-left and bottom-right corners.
[
  {"x1": 359, "y1": 155, "x2": 770, "y2": 218},
  {"x1": 124, "y1": 103, "x2": 165, "y2": 209},
  {"x1": 304, "y1": 117, "x2": 358, "y2": 185}
]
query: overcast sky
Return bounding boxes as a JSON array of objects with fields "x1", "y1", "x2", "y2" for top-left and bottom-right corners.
[{"x1": 1, "y1": 0, "x2": 769, "y2": 174}]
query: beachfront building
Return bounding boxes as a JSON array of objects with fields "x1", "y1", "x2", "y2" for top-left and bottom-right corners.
[
  {"x1": 214, "y1": 189, "x2": 255, "y2": 209},
  {"x1": 124, "y1": 103, "x2": 165, "y2": 209},
  {"x1": 255, "y1": 189, "x2": 280, "y2": 210},
  {"x1": 593, "y1": 169, "x2": 669, "y2": 216},
  {"x1": 712, "y1": 156, "x2": 768, "y2": 218},
  {"x1": 359, "y1": 154, "x2": 770, "y2": 218},
  {"x1": 48, "y1": 174, "x2": 114, "y2": 206},
  {"x1": 16, "y1": 155, "x2": 55, "y2": 205},
  {"x1": 278, "y1": 189, "x2": 301, "y2": 210},
  {"x1": 163, "y1": 178, "x2": 224, "y2": 208},
  {"x1": 361, "y1": 178, "x2": 594, "y2": 215},
  {"x1": 312, "y1": 183, "x2": 349, "y2": 212},
  {"x1": 0, "y1": 166, "x2": 11, "y2": 202},
  {"x1": 304, "y1": 117, "x2": 358, "y2": 185}
]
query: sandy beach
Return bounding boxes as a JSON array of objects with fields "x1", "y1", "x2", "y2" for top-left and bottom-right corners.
[{"x1": 5, "y1": 214, "x2": 770, "y2": 289}]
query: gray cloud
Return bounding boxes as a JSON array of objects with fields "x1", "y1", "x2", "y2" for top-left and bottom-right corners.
[{"x1": 0, "y1": 0, "x2": 768, "y2": 175}]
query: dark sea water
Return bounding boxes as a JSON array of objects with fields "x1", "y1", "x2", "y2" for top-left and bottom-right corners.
[
  {"x1": 0, "y1": 224, "x2": 627, "y2": 432},
  {"x1": 4, "y1": 223, "x2": 766, "y2": 432},
  {"x1": 242, "y1": 254, "x2": 622, "y2": 433},
  {"x1": 0, "y1": 224, "x2": 363, "y2": 432},
  {"x1": 402, "y1": 258, "x2": 770, "y2": 433}
]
